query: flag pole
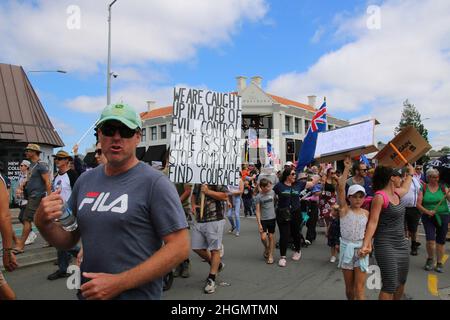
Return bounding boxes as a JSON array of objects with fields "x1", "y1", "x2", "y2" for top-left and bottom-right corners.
[{"x1": 76, "y1": 120, "x2": 98, "y2": 146}]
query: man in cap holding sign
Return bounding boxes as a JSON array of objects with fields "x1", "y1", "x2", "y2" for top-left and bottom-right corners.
[
  {"x1": 35, "y1": 103, "x2": 190, "y2": 300},
  {"x1": 191, "y1": 184, "x2": 228, "y2": 294}
]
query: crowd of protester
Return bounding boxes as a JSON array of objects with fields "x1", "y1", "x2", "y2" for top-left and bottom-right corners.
[{"x1": 1, "y1": 104, "x2": 450, "y2": 300}]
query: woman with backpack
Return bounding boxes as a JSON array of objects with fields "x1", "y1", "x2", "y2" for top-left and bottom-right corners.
[
  {"x1": 360, "y1": 164, "x2": 414, "y2": 300},
  {"x1": 416, "y1": 168, "x2": 450, "y2": 273}
]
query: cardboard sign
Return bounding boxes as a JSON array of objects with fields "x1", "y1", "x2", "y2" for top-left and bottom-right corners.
[
  {"x1": 374, "y1": 126, "x2": 432, "y2": 168},
  {"x1": 314, "y1": 119, "x2": 378, "y2": 163},
  {"x1": 168, "y1": 87, "x2": 242, "y2": 186}
]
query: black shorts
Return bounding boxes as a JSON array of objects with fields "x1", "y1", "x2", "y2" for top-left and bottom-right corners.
[
  {"x1": 261, "y1": 219, "x2": 276, "y2": 234},
  {"x1": 405, "y1": 207, "x2": 421, "y2": 233}
]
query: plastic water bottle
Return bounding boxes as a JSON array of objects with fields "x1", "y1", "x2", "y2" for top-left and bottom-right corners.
[{"x1": 58, "y1": 202, "x2": 78, "y2": 232}]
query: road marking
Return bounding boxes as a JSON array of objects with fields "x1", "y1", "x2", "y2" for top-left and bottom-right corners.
[{"x1": 428, "y1": 274, "x2": 439, "y2": 296}]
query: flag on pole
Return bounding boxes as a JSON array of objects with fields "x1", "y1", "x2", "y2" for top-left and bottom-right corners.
[
  {"x1": 248, "y1": 128, "x2": 258, "y2": 148},
  {"x1": 267, "y1": 141, "x2": 273, "y2": 159},
  {"x1": 360, "y1": 154, "x2": 371, "y2": 167},
  {"x1": 296, "y1": 99, "x2": 327, "y2": 172}
]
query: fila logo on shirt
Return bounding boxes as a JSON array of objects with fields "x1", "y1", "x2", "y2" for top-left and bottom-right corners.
[{"x1": 79, "y1": 192, "x2": 128, "y2": 213}]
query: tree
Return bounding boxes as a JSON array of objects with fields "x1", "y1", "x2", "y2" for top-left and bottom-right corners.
[
  {"x1": 395, "y1": 99, "x2": 429, "y2": 142},
  {"x1": 440, "y1": 146, "x2": 450, "y2": 154}
]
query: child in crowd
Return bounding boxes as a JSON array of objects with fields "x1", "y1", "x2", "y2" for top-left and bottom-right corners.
[
  {"x1": 255, "y1": 178, "x2": 277, "y2": 264},
  {"x1": 327, "y1": 205, "x2": 341, "y2": 263},
  {"x1": 242, "y1": 179, "x2": 254, "y2": 217},
  {"x1": 337, "y1": 156, "x2": 370, "y2": 300}
]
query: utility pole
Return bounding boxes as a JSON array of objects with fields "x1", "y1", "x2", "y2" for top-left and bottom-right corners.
[{"x1": 107, "y1": 0, "x2": 118, "y2": 105}]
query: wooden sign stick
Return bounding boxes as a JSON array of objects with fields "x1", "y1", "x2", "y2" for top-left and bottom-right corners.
[
  {"x1": 389, "y1": 143, "x2": 408, "y2": 165},
  {"x1": 200, "y1": 192, "x2": 205, "y2": 220},
  {"x1": 433, "y1": 189, "x2": 450, "y2": 212}
]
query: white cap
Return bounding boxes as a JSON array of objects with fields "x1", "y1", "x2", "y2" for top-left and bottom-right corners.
[
  {"x1": 21, "y1": 160, "x2": 31, "y2": 167},
  {"x1": 347, "y1": 184, "x2": 366, "y2": 196},
  {"x1": 285, "y1": 161, "x2": 294, "y2": 166}
]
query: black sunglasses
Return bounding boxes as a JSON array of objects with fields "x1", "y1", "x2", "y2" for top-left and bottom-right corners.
[
  {"x1": 95, "y1": 149, "x2": 102, "y2": 155},
  {"x1": 100, "y1": 124, "x2": 136, "y2": 138},
  {"x1": 290, "y1": 173, "x2": 297, "y2": 176}
]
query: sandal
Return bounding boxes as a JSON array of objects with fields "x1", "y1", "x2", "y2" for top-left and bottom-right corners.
[
  {"x1": 266, "y1": 256, "x2": 274, "y2": 264},
  {"x1": 12, "y1": 248, "x2": 25, "y2": 255}
]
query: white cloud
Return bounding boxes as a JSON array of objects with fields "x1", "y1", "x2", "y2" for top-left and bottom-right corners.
[
  {"x1": 0, "y1": 0, "x2": 268, "y2": 73},
  {"x1": 64, "y1": 83, "x2": 209, "y2": 114},
  {"x1": 267, "y1": 0, "x2": 450, "y2": 149},
  {"x1": 311, "y1": 26, "x2": 325, "y2": 44},
  {"x1": 50, "y1": 116, "x2": 77, "y2": 136}
]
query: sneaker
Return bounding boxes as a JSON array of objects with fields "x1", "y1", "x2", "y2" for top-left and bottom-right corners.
[
  {"x1": 435, "y1": 263, "x2": 444, "y2": 273},
  {"x1": 173, "y1": 264, "x2": 182, "y2": 278},
  {"x1": 181, "y1": 261, "x2": 191, "y2": 278},
  {"x1": 218, "y1": 262, "x2": 225, "y2": 273},
  {"x1": 330, "y1": 256, "x2": 337, "y2": 263},
  {"x1": 228, "y1": 228, "x2": 235, "y2": 234},
  {"x1": 204, "y1": 278, "x2": 216, "y2": 294},
  {"x1": 235, "y1": 232, "x2": 240, "y2": 237},
  {"x1": 424, "y1": 258, "x2": 434, "y2": 271},
  {"x1": 219, "y1": 244, "x2": 224, "y2": 258},
  {"x1": 47, "y1": 270, "x2": 70, "y2": 281},
  {"x1": 305, "y1": 240, "x2": 312, "y2": 246},
  {"x1": 25, "y1": 231, "x2": 37, "y2": 245},
  {"x1": 292, "y1": 251, "x2": 302, "y2": 261},
  {"x1": 278, "y1": 257, "x2": 287, "y2": 267}
]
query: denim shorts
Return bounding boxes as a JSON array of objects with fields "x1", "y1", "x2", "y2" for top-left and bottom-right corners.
[{"x1": 422, "y1": 214, "x2": 450, "y2": 245}]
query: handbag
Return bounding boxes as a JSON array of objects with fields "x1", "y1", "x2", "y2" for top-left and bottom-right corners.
[
  {"x1": 277, "y1": 207, "x2": 292, "y2": 222},
  {"x1": 277, "y1": 186, "x2": 293, "y2": 222}
]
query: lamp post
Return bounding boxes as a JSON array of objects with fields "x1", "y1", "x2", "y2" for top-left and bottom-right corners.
[{"x1": 107, "y1": 0, "x2": 118, "y2": 105}]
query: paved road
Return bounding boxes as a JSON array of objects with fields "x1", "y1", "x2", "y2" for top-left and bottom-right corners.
[{"x1": 3, "y1": 216, "x2": 449, "y2": 300}]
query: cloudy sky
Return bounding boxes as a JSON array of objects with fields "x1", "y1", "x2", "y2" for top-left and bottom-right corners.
[{"x1": 1, "y1": 0, "x2": 449, "y2": 153}]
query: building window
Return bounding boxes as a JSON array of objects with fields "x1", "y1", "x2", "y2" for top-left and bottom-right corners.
[
  {"x1": 151, "y1": 126, "x2": 157, "y2": 140},
  {"x1": 295, "y1": 118, "x2": 300, "y2": 134},
  {"x1": 304, "y1": 120, "x2": 311, "y2": 134},
  {"x1": 160, "y1": 125, "x2": 167, "y2": 139},
  {"x1": 141, "y1": 128, "x2": 147, "y2": 142},
  {"x1": 285, "y1": 116, "x2": 291, "y2": 132}
]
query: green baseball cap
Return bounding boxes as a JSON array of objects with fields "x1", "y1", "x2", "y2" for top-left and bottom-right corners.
[{"x1": 96, "y1": 103, "x2": 142, "y2": 130}]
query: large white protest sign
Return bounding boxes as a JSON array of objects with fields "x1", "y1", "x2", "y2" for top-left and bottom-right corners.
[
  {"x1": 314, "y1": 119, "x2": 378, "y2": 163},
  {"x1": 168, "y1": 87, "x2": 242, "y2": 186}
]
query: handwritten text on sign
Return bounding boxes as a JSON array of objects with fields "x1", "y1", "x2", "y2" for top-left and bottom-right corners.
[{"x1": 168, "y1": 88, "x2": 242, "y2": 185}]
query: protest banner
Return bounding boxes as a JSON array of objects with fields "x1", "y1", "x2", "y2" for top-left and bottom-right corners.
[
  {"x1": 374, "y1": 126, "x2": 432, "y2": 168},
  {"x1": 313, "y1": 119, "x2": 379, "y2": 163},
  {"x1": 168, "y1": 87, "x2": 242, "y2": 186}
]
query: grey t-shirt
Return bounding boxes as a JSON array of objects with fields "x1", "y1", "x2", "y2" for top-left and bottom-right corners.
[
  {"x1": 68, "y1": 162, "x2": 188, "y2": 300},
  {"x1": 255, "y1": 190, "x2": 276, "y2": 221},
  {"x1": 26, "y1": 161, "x2": 49, "y2": 198}
]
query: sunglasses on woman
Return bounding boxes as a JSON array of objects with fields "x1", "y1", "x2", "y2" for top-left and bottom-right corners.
[
  {"x1": 95, "y1": 149, "x2": 102, "y2": 155},
  {"x1": 100, "y1": 124, "x2": 137, "y2": 138}
]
